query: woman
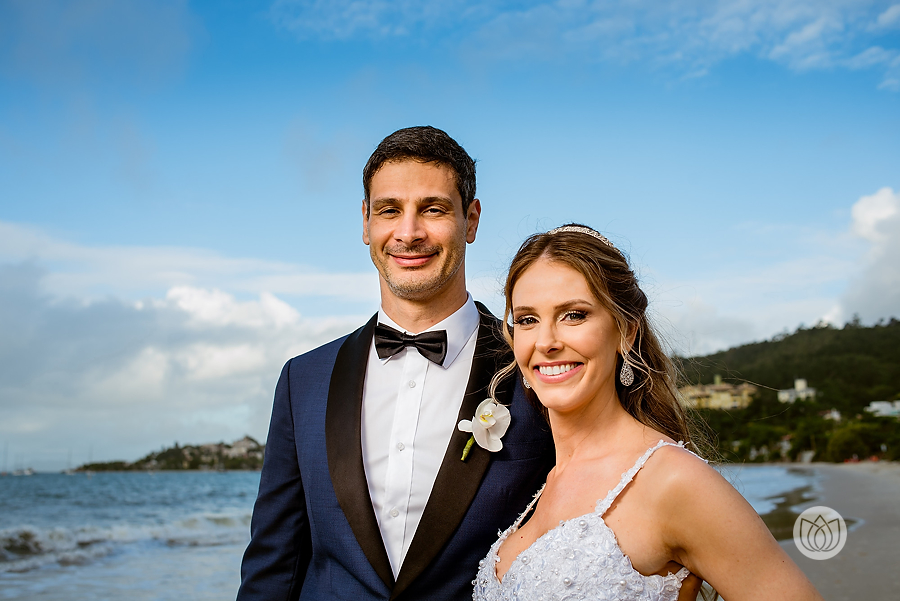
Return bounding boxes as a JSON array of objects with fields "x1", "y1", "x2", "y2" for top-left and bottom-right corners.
[{"x1": 472, "y1": 225, "x2": 822, "y2": 601}]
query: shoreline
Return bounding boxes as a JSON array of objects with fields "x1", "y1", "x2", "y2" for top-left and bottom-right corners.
[
  {"x1": 760, "y1": 462, "x2": 900, "y2": 600},
  {"x1": 0, "y1": 469, "x2": 264, "y2": 475}
]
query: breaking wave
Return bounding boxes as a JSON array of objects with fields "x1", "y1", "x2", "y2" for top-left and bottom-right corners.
[{"x1": 0, "y1": 512, "x2": 251, "y2": 573}]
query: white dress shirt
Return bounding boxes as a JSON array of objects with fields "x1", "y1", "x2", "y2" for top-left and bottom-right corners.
[{"x1": 361, "y1": 294, "x2": 480, "y2": 578}]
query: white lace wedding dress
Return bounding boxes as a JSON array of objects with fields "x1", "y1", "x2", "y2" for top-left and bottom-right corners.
[{"x1": 473, "y1": 440, "x2": 696, "y2": 601}]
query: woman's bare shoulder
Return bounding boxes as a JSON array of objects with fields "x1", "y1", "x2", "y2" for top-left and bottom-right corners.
[{"x1": 639, "y1": 443, "x2": 737, "y2": 505}]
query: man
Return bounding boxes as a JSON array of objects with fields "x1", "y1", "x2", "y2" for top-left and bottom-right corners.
[{"x1": 237, "y1": 126, "x2": 556, "y2": 600}]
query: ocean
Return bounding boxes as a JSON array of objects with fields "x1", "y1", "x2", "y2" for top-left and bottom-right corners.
[
  {"x1": 0, "y1": 465, "x2": 818, "y2": 599},
  {"x1": 0, "y1": 471, "x2": 258, "y2": 600}
]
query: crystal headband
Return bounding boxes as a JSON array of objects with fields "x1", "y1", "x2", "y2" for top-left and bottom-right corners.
[{"x1": 547, "y1": 225, "x2": 619, "y2": 253}]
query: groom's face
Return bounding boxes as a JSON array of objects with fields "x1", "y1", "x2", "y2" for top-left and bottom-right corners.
[{"x1": 363, "y1": 159, "x2": 480, "y2": 304}]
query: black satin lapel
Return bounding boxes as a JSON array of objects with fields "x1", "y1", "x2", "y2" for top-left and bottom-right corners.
[
  {"x1": 325, "y1": 314, "x2": 395, "y2": 590},
  {"x1": 392, "y1": 304, "x2": 513, "y2": 599}
]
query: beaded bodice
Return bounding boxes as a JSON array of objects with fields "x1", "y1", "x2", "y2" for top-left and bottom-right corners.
[{"x1": 473, "y1": 441, "x2": 693, "y2": 601}]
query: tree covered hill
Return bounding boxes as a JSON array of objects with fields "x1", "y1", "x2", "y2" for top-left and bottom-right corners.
[
  {"x1": 77, "y1": 436, "x2": 264, "y2": 471},
  {"x1": 675, "y1": 318, "x2": 900, "y2": 463},
  {"x1": 677, "y1": 317, "x2": 900, "y2": 414}
]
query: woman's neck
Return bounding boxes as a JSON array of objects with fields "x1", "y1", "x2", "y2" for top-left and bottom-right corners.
[{"x1": 548, "y1": 391, "x2": 639, "y2": 474}]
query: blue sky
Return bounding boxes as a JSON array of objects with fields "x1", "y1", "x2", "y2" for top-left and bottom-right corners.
[{"x1": 1, "y1": 0, "x2": 899, "y2": 470}]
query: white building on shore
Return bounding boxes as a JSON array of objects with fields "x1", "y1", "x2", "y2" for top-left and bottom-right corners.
[
  {"x1": 777, "y1": 378, "x2": 816, "y2": 404},
  {"x1": 866, "y1": 400, "x2": 900, "y2": 418}
]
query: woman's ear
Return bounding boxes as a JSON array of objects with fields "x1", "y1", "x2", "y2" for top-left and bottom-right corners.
[{"x1": 619, "y1": 322, "x2": 638, "y2": 355}]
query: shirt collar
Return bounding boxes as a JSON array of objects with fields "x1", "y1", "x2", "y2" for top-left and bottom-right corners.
[{"x1": 376, "y1": 293, "x2": 479, "y2": 368}]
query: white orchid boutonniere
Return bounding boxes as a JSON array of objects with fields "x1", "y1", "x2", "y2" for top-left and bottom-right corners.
[{"x1": 458, "y1": 399, "x2": 511, "y2": 461}]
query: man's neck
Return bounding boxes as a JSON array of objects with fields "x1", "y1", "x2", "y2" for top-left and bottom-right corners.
[{"x1": 380, "y1": 286, "x2": 470, "y2": 334}]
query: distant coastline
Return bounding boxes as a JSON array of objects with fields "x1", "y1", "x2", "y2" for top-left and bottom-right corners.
[{"x1": 76, "y1": 436, "x2": 265, "y2": 472}]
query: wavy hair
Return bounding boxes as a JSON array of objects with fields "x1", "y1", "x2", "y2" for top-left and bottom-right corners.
[{"x1": 489, "y1": 224, "x2": 710, "y2": 457}]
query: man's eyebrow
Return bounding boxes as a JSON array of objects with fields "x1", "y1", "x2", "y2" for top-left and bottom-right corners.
[
  {"x1": 370, "y1": 197, "x2": 401, "y2": 208},
  {"x1": 370, "y1": 196, "x2": 457, "y2": 208}
]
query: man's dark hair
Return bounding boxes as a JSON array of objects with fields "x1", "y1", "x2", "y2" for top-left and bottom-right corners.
[{"x1": 363, "y1": 126, "x2": 476, "y2": 214}]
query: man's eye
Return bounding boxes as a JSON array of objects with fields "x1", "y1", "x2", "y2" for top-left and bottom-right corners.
[{"x1": 424, "y1": 207, "x2": 447, "y2": 215}]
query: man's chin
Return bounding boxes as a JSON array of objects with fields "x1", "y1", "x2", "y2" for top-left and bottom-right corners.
[{"x1": 386, "y1": 280, "x2": 444, "y2": 301}]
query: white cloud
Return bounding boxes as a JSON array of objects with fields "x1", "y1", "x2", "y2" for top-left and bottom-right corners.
[
  {"x1": 651, "y1": 187, "x2": 900, "y2": 356},
  {"x1": 269, "y1": 0, "x2": 462, "y2": 39},
  {"x1": 648, "y1": 251, "x2": 855, "y2": 356},
  {"x1": 851, "y1": 186, "x2": 899, "y2": 241},
  {"x1": 842, "y1": 187, "x2": 900, "y2": 322},
  {"x1": 0, "y1": 262, "x2": 366, "y2": 472},
  {"x1": 0, "y1": 223, "x2": 379, "y2": 471},
  {"x1": 0, "y1": 220, "x2": 380, "y2": 305},
  {"x1": 270, "y1": 0, "x2": 900, "y2": 87},
  {"x1": 875, "y1": 4, "x2": 900, "y2": 28}
]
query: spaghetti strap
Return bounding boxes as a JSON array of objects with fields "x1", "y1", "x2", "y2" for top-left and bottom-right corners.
[
  {"x1": 475, "y1": 439, "x2": 703, "y2": 601},
  {"x1": 595, "y1": 440, "x2": 705, "y2": 515},
  {"x1": 510, "y1": 482, "x2": 546, "y2": 531}
]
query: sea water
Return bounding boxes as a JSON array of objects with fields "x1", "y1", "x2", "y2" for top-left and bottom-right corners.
[
  {"x1": 0, "y1": 471, "x2": 259, "y2": 600},
  {"x1": 0, "y1": 466, "x2": 818, "y2": 600},
  {"x1": 717, "y1": 464, "x2": 818, "y2": 515}
]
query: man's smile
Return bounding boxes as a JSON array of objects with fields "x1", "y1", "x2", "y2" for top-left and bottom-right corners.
[{"x1": 387, "y1": 248, "x2": 440, "y2": 268}]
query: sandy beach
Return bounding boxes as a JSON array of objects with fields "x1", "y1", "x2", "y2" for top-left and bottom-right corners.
[{"x1": 776, "y1": 461, "x2": 900, "y2": 600}]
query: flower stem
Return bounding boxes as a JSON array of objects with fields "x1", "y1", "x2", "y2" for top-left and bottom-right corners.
[{"x1": 461, "y1": 435, "x2": 475, "y2": 461}]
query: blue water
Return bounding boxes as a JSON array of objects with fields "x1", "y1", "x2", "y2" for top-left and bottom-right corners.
[
  {"x1": 0, "y1": 471, "x2": 260, "y2": 600},
  {"x1": 0, "y1": 466, "x2": 817, "y2": 599},
  {"x1": 717, "y1": 464, "x2": 818, "y2": 514}
]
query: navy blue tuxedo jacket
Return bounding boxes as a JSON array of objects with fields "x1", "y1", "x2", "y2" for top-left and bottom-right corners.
[{"x1": 237, "y1": 303, "x2": 555, "y2": 600}]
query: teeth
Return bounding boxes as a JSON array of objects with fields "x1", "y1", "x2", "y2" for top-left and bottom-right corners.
[{"x1": 538, "y1": 363, "x2": 576, "y2": 376}]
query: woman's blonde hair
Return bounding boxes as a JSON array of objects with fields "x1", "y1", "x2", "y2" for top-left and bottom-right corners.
[{"x1": 490, "y1": 224, "x2": 708, "y2": 455}]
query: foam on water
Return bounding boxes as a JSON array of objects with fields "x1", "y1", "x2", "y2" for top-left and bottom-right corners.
[
  {"x1": 0, "y1": 511, "x2": 252, "y2": 573},
  {"x1": 0, "y1": 471, "x2": 260, "y2": 580}
]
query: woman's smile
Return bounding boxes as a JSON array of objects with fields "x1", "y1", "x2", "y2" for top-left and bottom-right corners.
[{"x1": 534, "y1": 362, "x2": 583, "y2": 382}]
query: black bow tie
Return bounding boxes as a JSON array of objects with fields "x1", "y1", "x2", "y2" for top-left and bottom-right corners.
[{"x1": 374, "y1": 323, "x2": 448, "y2": 366}]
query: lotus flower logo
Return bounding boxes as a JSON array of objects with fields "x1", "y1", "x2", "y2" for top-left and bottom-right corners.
[{"x1": 793, "y1": 506, "x2": 847, "y2": 560}]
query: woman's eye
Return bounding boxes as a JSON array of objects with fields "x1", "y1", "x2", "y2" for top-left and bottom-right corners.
[
  {"x1": 562, "y1": 310, "x2": 587, "y2": 322},
  {"x1": 513, "y1": 316, "x2": 537, "y2": 326}
]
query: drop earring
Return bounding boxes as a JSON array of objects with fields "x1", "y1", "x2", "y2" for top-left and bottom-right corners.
[
  {"x1": 522, "y1": 376, "x2": 531, "y2": 389},
  {"x1": 619, "y1": 358, "x2": 634, "y2": 387}
]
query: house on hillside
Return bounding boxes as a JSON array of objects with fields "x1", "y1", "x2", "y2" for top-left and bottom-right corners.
[
  {"x1": 225, "y1": 436, "x2": 263, "y2": 459},
  {"x1": 679, "y1": 375, "x2": 757, "y2": 409},
  {"x1": 866, "y1": 400, "x2": 900, "y2": 418},
  {"x1": 777, "y1": 379, "x2": 816, "y2": 404}
]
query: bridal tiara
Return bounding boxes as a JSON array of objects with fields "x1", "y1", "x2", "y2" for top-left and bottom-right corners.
[{"x1": 547, "y1": 225, "x2": 620, "y2": 253}]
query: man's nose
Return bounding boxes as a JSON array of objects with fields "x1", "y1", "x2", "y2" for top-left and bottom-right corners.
[{"x1": 394, "y1": 211, "x2": 426, "y2": 244}]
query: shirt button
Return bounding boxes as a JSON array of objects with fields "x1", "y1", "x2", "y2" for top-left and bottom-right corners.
[
  {"x1": 390, "y1": 508, "x2": 399, "y2": 518},
  {"x1": 397, "y1": 442, "x2": 405, "y2": 451},
  {"x1": 408, "y1": 380, "x2": 416, "y2": 388}
]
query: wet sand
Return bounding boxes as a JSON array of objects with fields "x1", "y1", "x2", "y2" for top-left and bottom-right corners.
[{"x1": 776, "y1": 462, "x2": 900, "y2": 600}]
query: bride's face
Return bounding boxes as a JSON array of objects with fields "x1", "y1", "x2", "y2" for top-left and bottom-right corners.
[{"x1": 512, "y1": 257, "x2": 621, "y2": 416}]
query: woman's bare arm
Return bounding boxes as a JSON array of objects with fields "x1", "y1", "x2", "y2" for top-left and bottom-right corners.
[{"x1": 658, "y1": 452, "x2": 822, "y2": 601}]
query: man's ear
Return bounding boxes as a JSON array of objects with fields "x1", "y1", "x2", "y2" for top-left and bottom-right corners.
[
  {"x1": 361, "y1": 199, "x2": 370, "y2": 245},
  {"x1": 466, "y1": 198, "x2": 481, "y2": 244}
]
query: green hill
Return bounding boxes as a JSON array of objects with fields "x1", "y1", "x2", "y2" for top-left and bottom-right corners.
[
  {"x1": 678, "y1": 317, "x2": 900, "y2": 413},
  {"x1": 676, "y1": 318, "x2": 900, "y2": 463},
  {"x1": 77, "y1": 436, "x2": 264, "y2": 472}
]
